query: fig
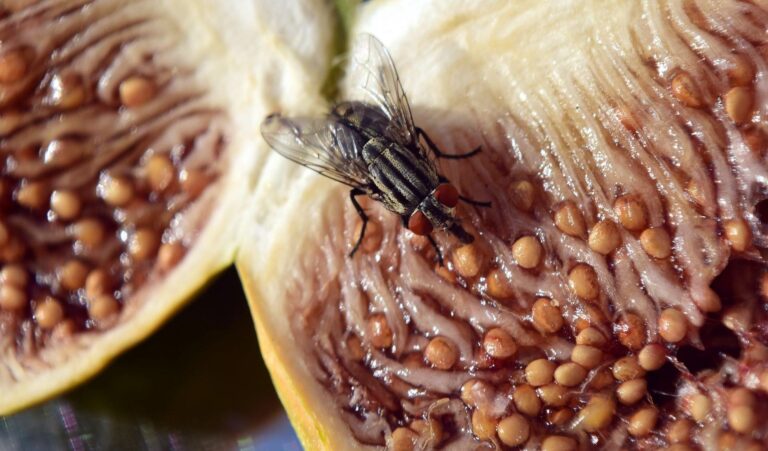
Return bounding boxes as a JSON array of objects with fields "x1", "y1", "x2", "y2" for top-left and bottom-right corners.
[
  {"x1": 7, "y1": 0, "x2": 768, "y2": 450},
  {"x1": 0, "y1": 0, "x2": 334, "y2": 414},
  {"x1": 240, "y1": 0, "x2": 768, "y2": 449}
]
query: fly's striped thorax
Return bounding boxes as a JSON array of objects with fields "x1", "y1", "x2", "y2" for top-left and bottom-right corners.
[{"x1": 363, "y1": 138, "x2": 438, "y2": 215}]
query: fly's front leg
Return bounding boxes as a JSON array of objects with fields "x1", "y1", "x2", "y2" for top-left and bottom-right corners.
[
  {"x1": 402, "y1": 214, "x2": 444, "y2": 265},
  {"x1": 417, "y1": 127, "x2": 481, "y2": 159},
  {"x1": 428, "y1": 235, "x2": 444, "y2": 266},
  {"x1": 437, "y1": 175, "x2": 492, "y2": 208},
  {"x1": 349, "y1": 188, "x2": 369, "y2": 257},
  {"x1": 459, "y1": 195, "x2": 491, "y2": 208}
]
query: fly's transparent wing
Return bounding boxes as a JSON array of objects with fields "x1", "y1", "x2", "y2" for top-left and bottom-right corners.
[
  {"x1": 348, "y1": 34, "x2": 418, "y2": 149},
  {"x1": 260, "y1": 114, "x2": 370, "y2": 188}
]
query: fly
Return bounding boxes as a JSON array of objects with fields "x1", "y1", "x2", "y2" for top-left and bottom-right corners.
[{"x1": 260, "y1": 34, "x2": 490, "y2": 263}]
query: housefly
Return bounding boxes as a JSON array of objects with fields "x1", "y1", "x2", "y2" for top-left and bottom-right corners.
[{"x1": 260, "y1": 34, "x2": 489, "y2": 263}]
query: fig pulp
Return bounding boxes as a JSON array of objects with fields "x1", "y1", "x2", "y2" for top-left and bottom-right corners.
[
  {"x1": 240, "y1": 0, "x2": 768, "y2": 449},
  {"x1": 0, "y1": 0, "x2": 334, "y2": 414}
]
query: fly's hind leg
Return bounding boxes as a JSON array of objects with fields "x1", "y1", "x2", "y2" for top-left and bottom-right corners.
[
  {"x1": 349, "y1": 188, "x2": 369, "y2": 257},
  {"x1": 417, "y1": 127, "x2": 481, "y2": 159}
]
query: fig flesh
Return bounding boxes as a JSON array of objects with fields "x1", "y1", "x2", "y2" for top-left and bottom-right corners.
[
  {"x1": 0, "y1": 0, "x2": 334, "y2": 414},
  {"x1": 241, "y1": 0, "x2": 768, "y2": 449}
]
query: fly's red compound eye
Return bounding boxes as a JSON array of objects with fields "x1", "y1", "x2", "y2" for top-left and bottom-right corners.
[
  {"x1": 435, "y1": 183, "x2": 459, "y2": 208},
  {"x1": 408, "y1": 210, "x2": 433, "y2": 236}
]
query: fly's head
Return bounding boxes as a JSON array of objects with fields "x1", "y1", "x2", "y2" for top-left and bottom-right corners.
[{"x1": 407, "y1": 183, "x2": 474, "y2": 244}]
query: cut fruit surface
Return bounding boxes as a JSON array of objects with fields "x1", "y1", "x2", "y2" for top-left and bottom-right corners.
[
  {"x1": 0, "y1": 0, "x2": 333, "y2": 414},
  {"x1": 240, "y1": 0, "x2": 768, "y2": 449},
  {"x1": 7, "y1": 0, "x2": 768, "y2": 449}
]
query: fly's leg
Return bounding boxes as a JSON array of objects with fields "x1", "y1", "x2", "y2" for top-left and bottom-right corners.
[
  {"x1": 459, "y1": 195, "x2": 492, "y2": 207},
  {"x1": 438, "y1": 175, "x2": 492, "y2": 208},
  {"x1": 349, "y1": 188, "x2": 369, "y2": 257},
  {"x1": 417, "y1": 127, "x2": 480, "y2": 159},
  {"x1": 401, "y1": 215, "x2": 444, "y2": 265},
  {"x1": 428, "y1": 235, "x2": 444, "y2": 266}
]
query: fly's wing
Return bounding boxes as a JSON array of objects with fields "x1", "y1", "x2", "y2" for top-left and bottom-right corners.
[
  {"x1": 347, "y1": 34, "x2": 420, "y2": 151},
  {"x1": 260, "y1": 114, "x2": 370, "y2": 189}
]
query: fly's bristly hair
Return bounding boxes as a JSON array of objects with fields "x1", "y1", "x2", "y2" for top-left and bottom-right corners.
[{"x1": 260, "y1": 33, "x2": 487, "y2": 260}]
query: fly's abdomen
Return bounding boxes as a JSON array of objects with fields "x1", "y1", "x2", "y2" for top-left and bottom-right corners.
[
  {"x1": 332, "y1": 101, "x2": 390, "y2": 140},
  {"x1": 365, "y1": 140, "x2": 438, "y2": 215}
]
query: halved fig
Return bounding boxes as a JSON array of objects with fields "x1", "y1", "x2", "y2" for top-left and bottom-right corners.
[
  {"x1": 240, "y1": 0, "x2": 768, "y2": 449},
  {"x1": 0, "y1": 0, "x2": 334, "y2": 414}
]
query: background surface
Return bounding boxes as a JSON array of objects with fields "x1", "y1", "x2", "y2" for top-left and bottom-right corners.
[{"x1": 0, "y1": 268, "x2": 301, "y2": 451}]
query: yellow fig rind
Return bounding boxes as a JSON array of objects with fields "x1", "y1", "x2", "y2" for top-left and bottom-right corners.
[
  {"x1": 1, "y1": 253, "x2": 234, "y2": 416},
  {"x1": 239, "y1": 264, "x2": 341, "y2": 451}
]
